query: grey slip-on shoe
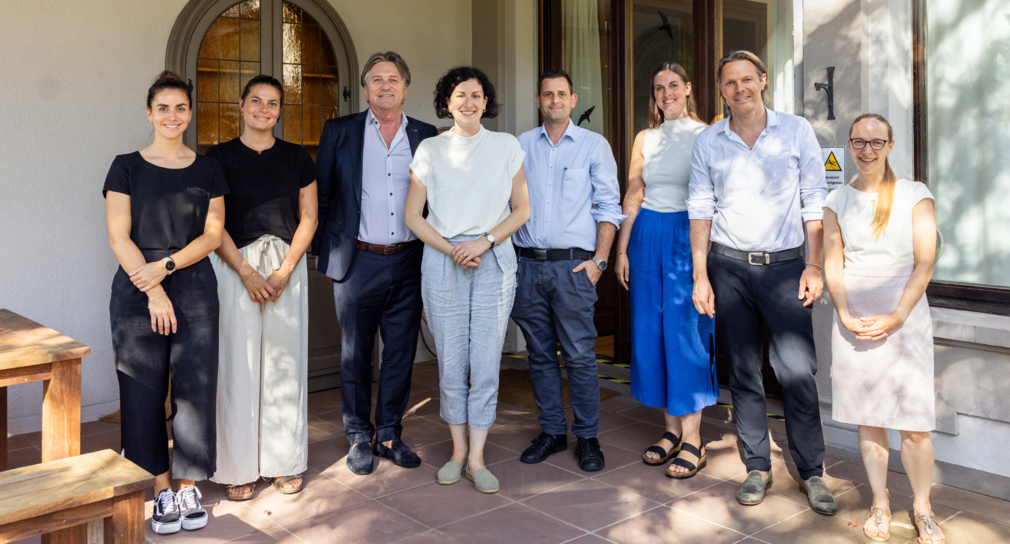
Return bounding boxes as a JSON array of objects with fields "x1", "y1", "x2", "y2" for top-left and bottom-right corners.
[
  {"x1": 800, "y1": 476, "x2": 838, "y2": 515},
  {"x1": 736, "y1": 470, "x2": 773, "y2": 505},
  {"x1": 466, "y1": 466, "x2": 500, "y2": 494},
  {"x1": 437, "y1": 461, "x2": 463, "y2": 485}
]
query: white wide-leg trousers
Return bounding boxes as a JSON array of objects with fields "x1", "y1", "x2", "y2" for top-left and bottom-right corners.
[{"x1": 210, "y1": 234, "x2": 309, "y2": 485}]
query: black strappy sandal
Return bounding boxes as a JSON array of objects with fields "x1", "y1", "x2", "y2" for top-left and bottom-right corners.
[
  {"x1": 643, "y1": 431, "x2": 681, "y2": 466},
  {"x1": 665, "y1": 442, "x2": 707, "y2": 479}
]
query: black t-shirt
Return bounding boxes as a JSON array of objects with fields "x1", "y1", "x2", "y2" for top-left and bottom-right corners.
[
  {"x1": 205, "y1": 138, "x2": 317, "y2": 248},
  {"x1": 103, "y1": 152, "x2": 230, "y2": 251}
]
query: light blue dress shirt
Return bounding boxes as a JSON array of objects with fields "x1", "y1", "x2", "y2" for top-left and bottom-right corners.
[
  {"x1": 358, "y1": 109, "x2": 416, "y2": 245},
  {"x1": 513, "y1": 120, "x2": 626, "y2": 251}
]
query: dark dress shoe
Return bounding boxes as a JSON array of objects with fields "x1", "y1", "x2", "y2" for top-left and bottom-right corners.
[
  {"x1": 575, "y1": 437, "x2": 606, "y2": 472},
  {"x1": 374, "y1": 438, "x2": 422, "y2": 468},
  {"x1": 346, "y1": 442, "x2": 374, "y2": 475},
  {"x1": 520, "y1": 432, "x2": 568, "y2": 464}
]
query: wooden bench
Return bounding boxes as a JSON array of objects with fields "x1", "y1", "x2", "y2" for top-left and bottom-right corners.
[{"x1": 0, "y1": 449, "x2": 154, "y2": 544}]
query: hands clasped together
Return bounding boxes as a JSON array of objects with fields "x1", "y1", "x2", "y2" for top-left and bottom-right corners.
[{"x1": 240, "y1": 261, "x2": 293, "y2": 304}]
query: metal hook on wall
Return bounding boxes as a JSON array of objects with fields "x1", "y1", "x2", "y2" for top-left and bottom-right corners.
[{"x1": 815, "y1": 67, "x2": 835, "y2": 120}]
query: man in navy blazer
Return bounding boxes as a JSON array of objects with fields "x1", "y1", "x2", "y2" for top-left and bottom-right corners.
[{"x1": 312, "y1": 51, "x2": 438, "y2": 476}]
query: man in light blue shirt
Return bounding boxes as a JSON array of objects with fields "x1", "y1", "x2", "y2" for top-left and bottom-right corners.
[
  {"x1": 687, "y1": 50, "x2": 835, "y2": 514},
  {"x1": 511, "y1": 69, "x2": 625, "y2": 472}
]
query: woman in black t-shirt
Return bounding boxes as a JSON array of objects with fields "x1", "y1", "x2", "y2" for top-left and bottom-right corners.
[
  {"x1": 104, "y1": 71, "x2": 227, "y2": 535},
  {"x1": 205, "y1": 75, "x2": 318, "y2": 500}
]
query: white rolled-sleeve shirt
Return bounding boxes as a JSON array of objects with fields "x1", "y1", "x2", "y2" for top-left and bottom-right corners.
[{"x1": 687, "y1": 108, "x2": 827, "y2": 252}]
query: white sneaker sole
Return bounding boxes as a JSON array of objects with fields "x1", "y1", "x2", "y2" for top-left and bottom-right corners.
[
  {"x1": 152, "y1": 518, "x2": 182, "y2": 534},
  {"x1": 182, "y1": 512, "x2": 208, "y2": 530}
]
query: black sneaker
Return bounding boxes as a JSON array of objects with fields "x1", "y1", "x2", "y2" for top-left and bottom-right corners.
[
  {"x1": 177, "y1": 485, "x2": 208, "y2": 530},
  {"x1": 575, "y1": 437, "x2": 606, "y2": 472},
  {"x1": 520, "y1": 432, "x2": 568, "y2": 464},
  {"x1": 151, "y1": 488, "x2": 182, "y2": 534}
]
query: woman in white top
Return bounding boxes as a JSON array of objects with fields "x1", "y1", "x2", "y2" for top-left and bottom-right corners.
[
  {"x1": 404, "y1": 66, "x2": 530, "y2": 494},
  {"x1": 823, "y1": 113, "x2": 944, "y2": 544},
  {"x1": 613, "y1": 62, "x2": 715, "y2": 479}
]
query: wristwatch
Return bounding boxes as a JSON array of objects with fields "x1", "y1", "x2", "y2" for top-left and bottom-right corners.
[
  {"x1": 592, "y1": 256, "x2": 607, "y2": 271},
  {"x1": 161, "y1": 257, "x2": 177, "y2": 275},
  {"x1": 485, "y1": 234, "x2": 496, "y2": 246}
]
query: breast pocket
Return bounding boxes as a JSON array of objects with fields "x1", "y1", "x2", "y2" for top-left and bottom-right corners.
[{"x1": 561, "y1": 168, "x2": 590, "y2": 206}]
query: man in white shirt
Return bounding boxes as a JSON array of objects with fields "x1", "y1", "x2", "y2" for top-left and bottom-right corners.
[{"x1": 687, "y1": 50, "x2": 836, "y2": 515}]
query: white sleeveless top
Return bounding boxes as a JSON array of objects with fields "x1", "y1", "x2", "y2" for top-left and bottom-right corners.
[
  {"x1": 823, "y1": 178, "x2": 934, "y2": 267},
  {"x1": 641, "y1": 117, "x2": 707, "y2": 213}
]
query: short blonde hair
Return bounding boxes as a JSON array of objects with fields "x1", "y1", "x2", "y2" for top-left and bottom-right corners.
[
  {"x1": 360, "y1": 51, "x2": 411, "y2": 88},
  {"x1": 716, "y1": 50, "x2": 768, "y2": 105}
]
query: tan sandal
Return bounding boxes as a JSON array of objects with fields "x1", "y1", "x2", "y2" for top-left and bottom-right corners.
[
  {"x1": 643, "y1": 431, "x2": 681, "y2": 466},
  {"x1": 915, "y1": 511, "x2": 946, "y2": 544},
  {"x1": 863, "y1": 506, "x2": 891, "y2": 542},
  {"x1": 225, "y1": 482, "x2": 255, "y2": 501},
  {"x1": 272, "y1": 474, "x2": 305, "y2": 495},
  {"x1": 665, "y1": 442, "x2": 707, "y2": 479}
]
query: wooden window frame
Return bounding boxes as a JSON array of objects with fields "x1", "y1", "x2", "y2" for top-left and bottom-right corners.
[{"x1": 912, "y1": 0, "x2": 1010, "y2": 316}]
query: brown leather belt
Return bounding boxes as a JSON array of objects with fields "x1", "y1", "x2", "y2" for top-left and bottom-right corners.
[{"x1": 355, "y1": 240, "x2": 419, "y2": 255}]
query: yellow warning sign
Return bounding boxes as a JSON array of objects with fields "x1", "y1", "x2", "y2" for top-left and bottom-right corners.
[{"x1": 824, "y1": 151, "x2": 841, "y2": 171}]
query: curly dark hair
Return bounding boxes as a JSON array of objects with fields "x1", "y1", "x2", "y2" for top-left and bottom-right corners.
[{"x1": 432, "y1": 66, "x2": 500, "y2": 120}]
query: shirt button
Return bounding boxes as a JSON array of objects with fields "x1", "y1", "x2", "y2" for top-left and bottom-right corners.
[
  {"x1": 390, "y1": 192, "x2": 393, "y2": 196},
  {"x1": 545, "y1": 218, "x2": 549, "y2": 222},
  {"x1": 390, "y1": 213, "x2": 394, "y2": 216},
  {"x1": 388, "y1": 173, "x2": 391, "y2": 176},
  {"x1": 547, "y1": 200, "x2": 550, "y2": 204}
]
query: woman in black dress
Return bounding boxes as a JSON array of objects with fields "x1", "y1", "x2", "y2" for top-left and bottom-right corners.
[{"x1": 104, "y1": 71, "x2": 228, "y2": 535}]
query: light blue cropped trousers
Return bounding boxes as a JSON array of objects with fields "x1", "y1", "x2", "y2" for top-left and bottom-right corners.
[{"x1": 421, "y1": 235, "x2": 518, "y2": 430}]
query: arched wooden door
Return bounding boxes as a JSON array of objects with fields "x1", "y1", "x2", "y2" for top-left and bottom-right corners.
[{"x1": 168, "y1": 0, "x2": 359, "y2": 392}]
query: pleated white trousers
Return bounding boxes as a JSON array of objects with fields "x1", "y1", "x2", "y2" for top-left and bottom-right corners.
[{"x1": 210, "y1": 234, "x2": 309, "y2": 485}]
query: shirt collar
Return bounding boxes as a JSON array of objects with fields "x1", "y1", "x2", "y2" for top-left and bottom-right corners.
[
  {"x1": 538, "y1": 118, "x2": 579, "y2": 145},
  {"x1": 365, "y1": 108, "x2": 408, "y2": 130},
  {"x1": 722, "y1": 107, "x2": 779, "y2": 136}
]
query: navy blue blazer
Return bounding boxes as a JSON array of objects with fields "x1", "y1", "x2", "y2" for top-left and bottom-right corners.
[{"x1": 311, "y1": 110, "x2": 438, "y2": 282}]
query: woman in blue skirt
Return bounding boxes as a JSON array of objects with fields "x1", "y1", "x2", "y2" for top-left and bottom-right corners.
[{"x1": 613, "y1": 62, "x2": 715, "y2": 479}]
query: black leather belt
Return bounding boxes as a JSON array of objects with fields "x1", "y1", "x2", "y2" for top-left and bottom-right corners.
[
  {"x1": 517, "y1": 247, "x2": 593, "y2": 261},
  {"x1": 710, "y1": 242, "x2": 803, "y2": 266},
  {"x1": 355, "y1": 240, "x2": 419, "y2": 255}
]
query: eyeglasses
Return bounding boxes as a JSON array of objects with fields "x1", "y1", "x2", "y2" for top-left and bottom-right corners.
[{"x1": 849, "y1": 138, "x2": 891, "y2": 150}]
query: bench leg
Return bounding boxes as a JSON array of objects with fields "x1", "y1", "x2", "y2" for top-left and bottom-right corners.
[
  {"x1": 1, "y1": 386, "x2": 7, "y2": 471},
  {"x1": 40, "y1": 523, "x2": 87, "y2": 544},
  {"x1": 104, "y1": 491, "x2": 145, "y2": 544}
]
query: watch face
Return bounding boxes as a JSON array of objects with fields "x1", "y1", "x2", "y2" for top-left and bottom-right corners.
[
  {"x1": 165, "y1": 259, "x2": 176, "y2": 272},
  {"x1": 594, "y1": 258, "x2": 607, "y2": 271}
]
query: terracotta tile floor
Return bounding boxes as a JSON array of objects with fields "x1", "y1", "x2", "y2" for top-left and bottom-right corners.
[{"x1": 8, "y1": 360, "x2": 1010, "y2": 543}]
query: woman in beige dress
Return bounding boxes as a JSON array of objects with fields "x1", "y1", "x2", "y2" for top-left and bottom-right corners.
[{"x1": 823, "y1": 113, "x2": 944, "y2": 544}]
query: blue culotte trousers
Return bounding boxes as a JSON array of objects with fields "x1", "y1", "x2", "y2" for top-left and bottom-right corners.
[{"x1": 629, "y1": 209, "x2": 717, "y2": 416}]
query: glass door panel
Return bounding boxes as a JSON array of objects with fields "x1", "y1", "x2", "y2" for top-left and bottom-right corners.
[
  {"x1": 196, "y1": 0, "x2": 261, "y2": 153},
  {"x1": 630, "y1": 0, "x2": 692, "y2": 135},
  {"x1": 716, "y1": 0, "x2": 795, "y2": 116},
  {"x1": 561, "y1": 0, "x2": 613, "y2": 140},
  {"x1": 281, "y1": 0, "x2": 340, "y2": 160}
]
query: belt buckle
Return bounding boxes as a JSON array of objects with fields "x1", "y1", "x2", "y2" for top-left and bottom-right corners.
[
  {"x1": 383, "y1": 245, "x2": 398, "y2": 255},
  {"x1": 533, "y1": 249, "x2": 548, "y2": 261},
  {"x1": 748, "y1": 252, "x2": 770, "y2": 266}
]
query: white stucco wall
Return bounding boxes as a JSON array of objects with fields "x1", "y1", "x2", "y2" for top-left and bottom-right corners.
[
  {"x1": 0, "y1": 0, "x2": 472, "y2": 435},
  {"x1": 330, "y1": 0, "x2": 472, "y2": 125}
]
